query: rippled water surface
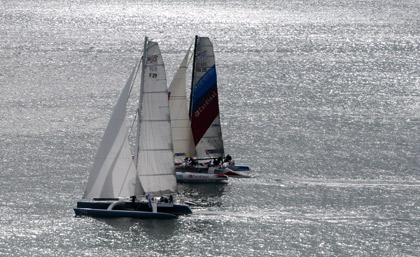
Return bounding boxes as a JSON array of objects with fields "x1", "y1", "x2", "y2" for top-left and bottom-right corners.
[{"x1": 1, "y1": 0, "x2": 420, "y2": 256}]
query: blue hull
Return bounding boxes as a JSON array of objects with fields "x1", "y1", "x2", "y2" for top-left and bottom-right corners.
[
  {"x1": 74, "y1": 208, "x2": 177, "y2": 219},
  {"x1": 76, "y1": 201, "x2": 192, "y2": 215},
  {"x1": 230, "y1": 165, "x2": 250, "y2": 171}
]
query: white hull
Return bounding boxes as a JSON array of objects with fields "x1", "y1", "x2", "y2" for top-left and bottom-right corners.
[
  {"x1": 176, "y1": 172, "x2": 228, "y2": 182},
  {"x1": 175, "y1": 162, "x2": 250, "y2": 178}
]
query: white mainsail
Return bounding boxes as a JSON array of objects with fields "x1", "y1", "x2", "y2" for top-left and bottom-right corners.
[
  {"x1": 190, "y1": 36, "x2": 224, "y2": 158},
  {"x1": 136, "y1": 39, "x2": 177, "y2": 196},
  {"x1": 83, "y1": 62, "x2": 142, "y2": 199},
  {"x1": 168, "y1": 44, "x2": 196, "y2": 158}
]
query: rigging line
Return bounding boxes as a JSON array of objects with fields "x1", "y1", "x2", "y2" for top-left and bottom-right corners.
[
  {"x1": 189, "y1": 35, "x2": 198, "y2": 118},
  {"x1": 127, "y1": 58, "x2": 142, "y2": 137},
  {"x1": 186, "y1": 40, "x2": 194, "y2": 67},
  {"x1": 134, "y1": 38, "x2": 149, "y2": 168},
  {"x1": 128, "y1": 58, "x2": 142, "y2": 97},
  {"x1": 128, "y1": 108, "x2": 138, "y2": 137}
]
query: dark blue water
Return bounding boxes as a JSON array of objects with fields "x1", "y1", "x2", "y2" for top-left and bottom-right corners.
[{"x1": 1, "y1": 0, "x2": 420, "y2": 255}]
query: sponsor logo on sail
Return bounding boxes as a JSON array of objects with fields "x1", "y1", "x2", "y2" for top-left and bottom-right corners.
[
  {"x1": 194, "y1": 90, "x2": 217, "y2": 117},
  {"x1": 197, "y1": 51, "x2": 207, "y2": 60},
  {"x1": 147, "y1": 55, "x2": 158, "y2": 64}
]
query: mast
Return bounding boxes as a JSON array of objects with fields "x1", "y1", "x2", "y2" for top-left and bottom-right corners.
[
  {"x1": 134, "y1": 37, "x2": 148, "y2": 167},
  {"x1": 189, "y1": 35, "x2": 198, "y2": 118}
]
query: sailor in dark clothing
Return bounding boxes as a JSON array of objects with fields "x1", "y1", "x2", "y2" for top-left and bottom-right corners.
[
  {"x1": 131, "y1": 196, "x2": 136, "y2": 207},
  {"x1": 190, "y1": 158, "x2": 197, "y2": 166},
  {"x1": 224, "y1": 154, "x2": 232, "y2": 163},
  {"x1": 213, "y1": 158, "x2": 220, "y2": 166}
]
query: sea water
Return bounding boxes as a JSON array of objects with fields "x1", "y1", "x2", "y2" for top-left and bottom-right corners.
[{"x1": 1, "y1": 0, "x2": 420, "y2": 255}]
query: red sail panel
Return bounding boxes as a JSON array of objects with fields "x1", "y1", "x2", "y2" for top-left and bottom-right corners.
[{"x1": 191, "y1": 86, "x2": 219, "y2": 145}]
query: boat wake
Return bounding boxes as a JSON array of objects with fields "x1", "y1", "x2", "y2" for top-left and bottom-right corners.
[
  {"x1": 283, "y1": 178, "x2": 420, "y2": 189},
  {"x1": 189, "y1": 209, "x2": 420, "y2": 224}
]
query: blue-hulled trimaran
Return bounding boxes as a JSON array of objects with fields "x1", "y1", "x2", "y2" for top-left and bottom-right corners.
[{"x1": 74, "y1": 37, "x2": 192, "y2": 218}]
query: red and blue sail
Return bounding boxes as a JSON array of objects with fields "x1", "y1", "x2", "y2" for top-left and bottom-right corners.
[{"x1": 190, "y1": 64, "x2": 219, "y2": 145}]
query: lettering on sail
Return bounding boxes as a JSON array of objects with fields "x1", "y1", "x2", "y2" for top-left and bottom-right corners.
[
  {"x1": 196, "y1": 61, "x2": 207, "y2": 73},
  {"x1": 148, "y1": 57, "x2": 158, "y2": 78},
  {"x1": 194, "y1": 90, "x2": 217, "y2": 117},
  {"x1": 149, "y1": 72, "x2": 157, "y2": 78}
]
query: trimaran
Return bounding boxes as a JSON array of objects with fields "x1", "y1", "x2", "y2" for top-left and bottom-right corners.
[{"x1": 74, "y1": 37, "x2": 192, "y2": 219}]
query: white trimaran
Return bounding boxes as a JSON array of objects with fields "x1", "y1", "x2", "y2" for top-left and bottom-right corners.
[
  {"x1": 168, "y1": 36, "x2": 250, "y2": 182},
  {"x1": 74, "y1": 37, "x2": 192, "y2": 219}
]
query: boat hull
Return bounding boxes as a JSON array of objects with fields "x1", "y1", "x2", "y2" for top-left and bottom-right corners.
[
  {"x1": 224, "y1": 170, "x2": 251, "y2": 178},
  {"x1": 175, "y1": 162, "x2": 250, "y2": 178},
  {"x1": 228, "y1": 164, "x2": 250, "y2": 171},
  {"x1": 176, "y1": 172, "x2": 228, "y2": 182},
  {"x1": 175, "y1": 165, "x2": 229, "y2": 174},
  {"x1": 74, "y1": 208, "x2": 177, "y2": 219},
  {"x1": 76, "y1": 201, "x2": 192, "y2": 215}
]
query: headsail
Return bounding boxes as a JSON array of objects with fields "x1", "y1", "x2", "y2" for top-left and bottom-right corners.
[
  {"x1": 190, "y1": 36, "x2": 224, "y2": 158},
  {"x1": 136, "y1": 39, "x2": 177, "y2": 196},
  {"x1": 83, "y1": 62, "x2": 142, "y2": 199},
  {"x1": 168, "y1": 44, "x2": 196, "y2": 158}
]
